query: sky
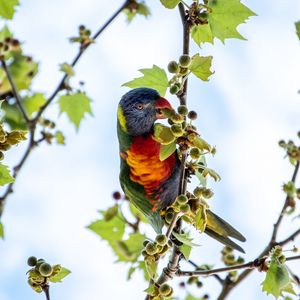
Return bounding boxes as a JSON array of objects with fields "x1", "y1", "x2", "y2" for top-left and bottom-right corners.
[{"x1": 0, "y1": 0, "x2": 300, "y2": 299}]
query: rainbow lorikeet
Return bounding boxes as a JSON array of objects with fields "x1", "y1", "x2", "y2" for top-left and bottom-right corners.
[{"x1": 117, "y1": 88, "x2": 246, "y2": 253}]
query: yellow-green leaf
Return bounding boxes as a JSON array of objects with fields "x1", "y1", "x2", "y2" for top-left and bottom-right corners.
[
  {"x1": 122, "y1": 65, "x2": 169, "y2": 96},
  {"x1": 202, "y1": 168, "x2": 221, "y2": 181},
  {"x1": 160, "y1": 0, "x2": 180, "y2": 9},
  {"x1": 179, "y1": 244, "x2": 192, "y2": 260},
  {"x1": 58, "y1": 93, "x2": 92, "y2": 130},
  {"x1": 160, "y1": 142, "x2": 176, "y2": 161},
  {"x1": 153, "y1": 123, "x2": 175, "y2": 145},
  {"x1": 295, "y1": 21, "x2": 300, "y2": 41},
  {"x1": 49, "y1": 266, "x2": 71, "y2": 283},
  {"x1": 192, "y1": 24, "x2": 214, "y2": 46},
  {"x1": 59, "y1": 63, "x2": 75, "y2": 76},
  {"x1": 172, "y1": 231, "x2": 199, "y2": 247},
  {"x1": 124, "y1": 1, "x2": 151, "y2": 23},
  {"x1": 0, "y1": 163, "x2": 14, "y2": 186},
  {"x1": 208, "y1": 0, "x2": 256, "y2": 43},
  {"x1": 194, "y1": 205, "x2": 207, "y2": 232},
  {"x1": 55, "y1": 131, "x2": 65, "y2": 145},
  {"x1": 189, "y1": 55, "x2": 213, "y2": 81},
  {"x1": 0, "y1": 0, "x2": 19, "y2": 20},
  {"x1": 23, "y1": 93, "x2": 46, "y2": 117},
  {"x1": 0, "y1": 222, "x2": 4, "y2": 239}
]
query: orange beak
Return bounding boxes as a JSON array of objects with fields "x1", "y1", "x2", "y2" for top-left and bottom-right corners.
[{"x1": 155, "y1": 97, "x2": 174, "y2": 119}]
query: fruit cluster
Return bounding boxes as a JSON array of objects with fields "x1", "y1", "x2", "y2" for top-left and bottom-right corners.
[
  {"x1": 69, "y1": 25, "x2": 93, "y2": 48},
  {"x1": 146, "y1": 282, "x2": 174, "y2": 299},
  {"x1": 26, "y1": 256, "x2": 63, "y2": 293},
  {"x1": 142, "y1": 234, "x2": 171, "y2": 259},
  {"x1": 279, "y1": 134, "x2": 300, "y2": 162},
  {"x1": 0, "y1": 125, "x2": 26, "y2": 160},
  {"x1": 0, "y1": 36, "x2": 21, "y2": 59}
]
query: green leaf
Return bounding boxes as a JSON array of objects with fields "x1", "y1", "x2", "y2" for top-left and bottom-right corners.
[
  {"x1": 195, "y1": 170, "x2": 207, "y2": 187},
  {"x1": 192, "y1": 24, "x2": 214, "y2": 46},
  {"x1": 49, "y1": 266, "x2": 71, "y2": 283},
  {"x1": 202, "y1": 167, "x2": 221, "y2": 181},
  {"x1": 87, "y1": 212, "x2": 125, "y2": 242},
  {"x1": 55, "y1": 131, "x2": 65, "y2": 145},
  {"x1": 0, "y1": 53, "x2": 38, "y2": 95},
  {"x1": 189, "y1": 55, "x2": 213, "y2": 81},
  {"x1": 58, "y1": 93, "x2": 92, "y2": 130},
  {"x1": 208, "y1": 0, "x2": 256, "y2": 43},
  {"x1": 160, "y1": 142, "x2": 176, "y2": 161},
  {"x1": 153, "y1": 123, "x2": 176, "y2": 145},
  {"x1": 179, "y1": 244, "x2": 192, "y2": 260},
  {"x1": 122, "y1": 65, "x2": 169, "y2": 96},
  {"x1": 0, "y1": 0, "x2": 19, "y2": 20},
  {"x1": 124, "y1": 1, "x2": 151, "y2": 23},
  {"x1": 104, "y1": 204, "x2": 119, "y2": 221},
  {"x1": 172, "y1": 231, "x2": 199, "y2": 247},
  {"x1": 262, "y1": 258, "x2": 293, "y2": 299},
  {"x1": 0, "y1": 25, "x2": 12, "y2": 41},
  {"x1": 0, "y1": 222, "x2": 4, "y2": 239},
  {"x1": 194, "y1": 205, "x2": 207, "y2": 232},
  {"x1": 129, "y1": 202, "x2": 148, "y2": 223},
  {"x1": 127, "y1": 266, "x2": 137, "y2": 280},
  {"x1": 23, "y1": 93, "x2": 46, "y2": 117},
  {"x1": 112, "y1": 233, "x2": 146, "y2": 262},
  {"x1": 2, "y1": 102, "x2": 27, "y2": 130},
  {"x1": 295, "y1": 21, "x2": 300, "y2": 40},
  {"x1": 144, "y1": 284, "x2": 156, "y2": 295},
  {"x1": 145, "y1": 256, "x2": 158, "y2": 279},
  {"x1": 59, "y1": 63, "x2": 75, "y2": 76},
  {"x1": 0, "y1": 163, "x2": 14, "y2": 186},
  {"x1": 160, "y1": 0, "x2": 180, "y2": 9},
  {"x1": 185, "y1": 294, "x2": 199, "y2": 300}
]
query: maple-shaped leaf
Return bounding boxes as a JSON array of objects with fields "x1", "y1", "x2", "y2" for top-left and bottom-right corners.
[
  {"x1": 122, "y1": 65, "x2": 169, "y2": 96},
  {"x1": 208, "y1": 0, "x2": 256, "y2": 43},
  {"x1": 0, "y1": 163, "x2": 14, "y2": 186},
  {"x1": 58, "y1": 93, "x2": 92, "y2": 130},
  {"x1": 0, "y1": 0, "x2": 19, "y2": 20}
]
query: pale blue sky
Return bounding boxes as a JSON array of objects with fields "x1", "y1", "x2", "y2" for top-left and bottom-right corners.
[{"x1": 0, "y1": 1, "x2": 300, "y2": 299}]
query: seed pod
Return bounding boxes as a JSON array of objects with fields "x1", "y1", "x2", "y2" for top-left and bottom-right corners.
[
  {"x1": 177, "y1": 105, "x2": 188, "y2": 116},
  {"x1": 159, "y1": 283, "x2": 172, "y2": 296},
  {"x1": 145, "y1": 242, "x2": 158, "y2": 255},
  {"x1": 176, "y1": 194, "x2": 188, "y2": 205},
  {"x1": 179, "y1": 54, "x2": 191, "y2": 67},
  {"x1": 27, "y1": 256, "x2": 37, "y2": 267},
  {"x1": 167, "y1": 61, "x2": 179, "y2": 73},
  {"x1": 155, "y1": 234, "x2": 168, "y2": 246},
  {"x1": 39, "y1": 263, "x2": 53, "y2": 277}
]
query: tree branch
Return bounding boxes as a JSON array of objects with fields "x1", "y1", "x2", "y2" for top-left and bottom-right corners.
[
  {"x1": 42, "y1": 284, "x2": 51, "y2": 300},
  {"x1": 34, "y1": 0, "x2": 130, "y2": 122},
  {"x1": 0, "y1": 60, "x2": 30, "y2": 124},
  {"x1": 178, "y1": 255, "x2": 300, "y2": 277},
  {"x1": 216, "y1": 161, "x2": 300, "y2": 299}
]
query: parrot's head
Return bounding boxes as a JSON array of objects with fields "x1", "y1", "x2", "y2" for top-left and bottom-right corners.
[{"x1": 118, "y1": 88, "x2": 173, "y2": 136}]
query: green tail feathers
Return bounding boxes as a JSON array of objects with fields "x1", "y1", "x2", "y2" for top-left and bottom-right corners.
[
  {"x1": 205, "y1": 210, "x2": 246, "y2": 253},
  {"x1": 149, "y1": 211, "x2": 163, "y2": 234}
]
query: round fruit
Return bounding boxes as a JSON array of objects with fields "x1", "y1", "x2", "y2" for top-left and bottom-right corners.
[
  {"x1": 170, "y1": 85, "x2": 179, "y2": 95},
  {"x1": 167, "y1": 61, "x2": 179, "y2": 73},
  {"x1": 27, "y1": 256, "x2": 37, "y2": 267},
  {"x1": 180, "y1": 204, "x2": 190, "y2": 213},
  {"x1": 179, "y1": 55, "x2": 191, "y2": 67},
  {"x1": 188, "y1": 110, "x2": 197, "y2": 120},
  {"x1": 202, "y1": 188, "x2": 214, "y2": 199},
  {"x1": 145, "y1": 242, "x2": 158, "y2": 255},
  {"x1": 170, "y1": 124, "x2": 183, "y2": 137},
  {"x1": 171, "y1": 113, "x2": 184, "y2": 124},
  {"x1": 155, "y1": 234, "x2": 168, "y2": 246},
  {"x1": 190, "y1": 147, "x2": 201, "y2": 159},
  {"x1": 193, "y1": 187, "x2": 203, "y2": 198},
  {"x1": 176, "y1": 194, "x2": 188, "y2": 205},
  {"x1": 159, "y1": 283, "x2": 172, "y2": 296},
  {"x1": 39, "y1": 263, "x2": 53, "y2": 277},
  {"x1": 177, "y1": 105, "x2": 188, "y2": 116}
]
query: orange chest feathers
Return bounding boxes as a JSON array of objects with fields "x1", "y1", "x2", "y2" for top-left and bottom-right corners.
[{"x1": 123, "y1": 134, "x2": 176, "y2": 194}]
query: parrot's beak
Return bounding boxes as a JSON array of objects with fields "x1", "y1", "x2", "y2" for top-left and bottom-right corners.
[{"x1": 155, "y1": 97, "x2": 174, "y2": 119}]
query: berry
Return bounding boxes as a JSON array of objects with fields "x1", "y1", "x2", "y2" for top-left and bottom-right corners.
[
  {"x1": 112, "y1": 191, "x2": 121, "y2": 200},
  {"x1": 177, "y1": 105, "x2": 188, "y2": 116},
  {"x1": 27, "y1": 256, "x2": 37, "y2": 267},
  {"x1": 278, "y1": 140, "x2": 286, "y2": 147},
  {"x1": 159, "y1": 283, "x2": 172, "y2": 296},
  {"x1": 196, "y1": 281, "x2": 203, "y2": 288},
  {"x1": 170, "y1": 124, "x2": 183, "y2": 137},
  {"x1": 180, "y1": 204, "x2": 190, "y2": 213},
  {"x1": 145, "y1": 242, "x2": 158, "y2": 255},
  {"x1": 188, "y1": 110, "x2": 197, "y2": 120},
  {"x1": 170, "y1": 85, "x2": 180, "y2": 95},
  {"x1": 165, "y1": 212, "x2": 174, "y2": 224},
  {"x1": 179, "y1": 54, "x2": 191, "y2": 67},
  {"x1": 167, "y1": 61, "x2": 179, "y2": 73},
  {"x1": 35, "y1": 259, "x2": 45, "y2": 269},
  {"x1": 177, "y1": 194, "x2": 188, "y2": 205},
  {"x1": 170, "y1": 113, "x2": 184, "y2": 124},
  {"x1": 39, "y1": 263, "x2": 53, "y2": 277},
  {"x1": 190, "y1": 147, "x2": 201, "y2": 159},
  {"x1": 155, "y1": 234, "x2": 168, "y2": 246}
]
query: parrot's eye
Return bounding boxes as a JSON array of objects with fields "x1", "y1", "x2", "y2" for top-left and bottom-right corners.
[{"x1": 135, "y1": 103, "x2": 144, "y2": 110}]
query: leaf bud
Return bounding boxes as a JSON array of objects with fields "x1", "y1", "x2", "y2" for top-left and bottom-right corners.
[
  {"x1": 179, "y1": 54, "x2": 191, "y2": 67},
  {"x1": 145, "y1": 242, "x2": 158, "y2": 255},
  {"x1": 188, "y1": 110, "x2": 197, "y2": 120},
  {"x1": 177, "y1": 105, "x2": 188, "y2": 116},
  {"x1": 278, "y1": 254, "x2": 286, "y2": 264},
  {"x1": 155, "y1": 234, "x2": 168, "y2": 246},
  {"x1": 190, "y1": 147, "x2": 201, "y2": 160},
  {"x1": 273, "y1": 245, "x2": 282, "y2": 257},
  {"x1": 167, "y1": 61, "x2": 179, "y2": 73},
  {"x1": 27, "y1": 256, "x2": 37, "y2": 267}
]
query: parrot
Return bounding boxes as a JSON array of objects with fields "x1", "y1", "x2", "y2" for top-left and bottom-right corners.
[{"x1": 117, "y1": 87, "x2": 246, "y2": 253}]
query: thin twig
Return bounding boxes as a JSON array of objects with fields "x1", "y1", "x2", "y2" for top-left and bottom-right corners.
[
  {"x1": 217, "y1": 161, "x2": 300, "y2": 300},
  {"x1": 42, "y1": 284, "x2": 51, "y2": 300},
  {"x1": 34, "y1": 0, "x2": 131, "y2": 122},
  {"x1": 166, "y1": 212, "x2": 180, "y2": 239},
  {"x1": 178, "y1": 255, "x2": 300, "y2": 277},
  {"x1": 1, "y1": 60, "x2": 30, "y2": 124}
]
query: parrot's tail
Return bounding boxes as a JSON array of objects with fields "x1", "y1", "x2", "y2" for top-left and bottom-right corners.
[
  {"x1": 149, "y1": 211, "x2": 164, "y2": 234},
  {"x1": 204, "y1": 210, "x2": 246, "y2": 253}
]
